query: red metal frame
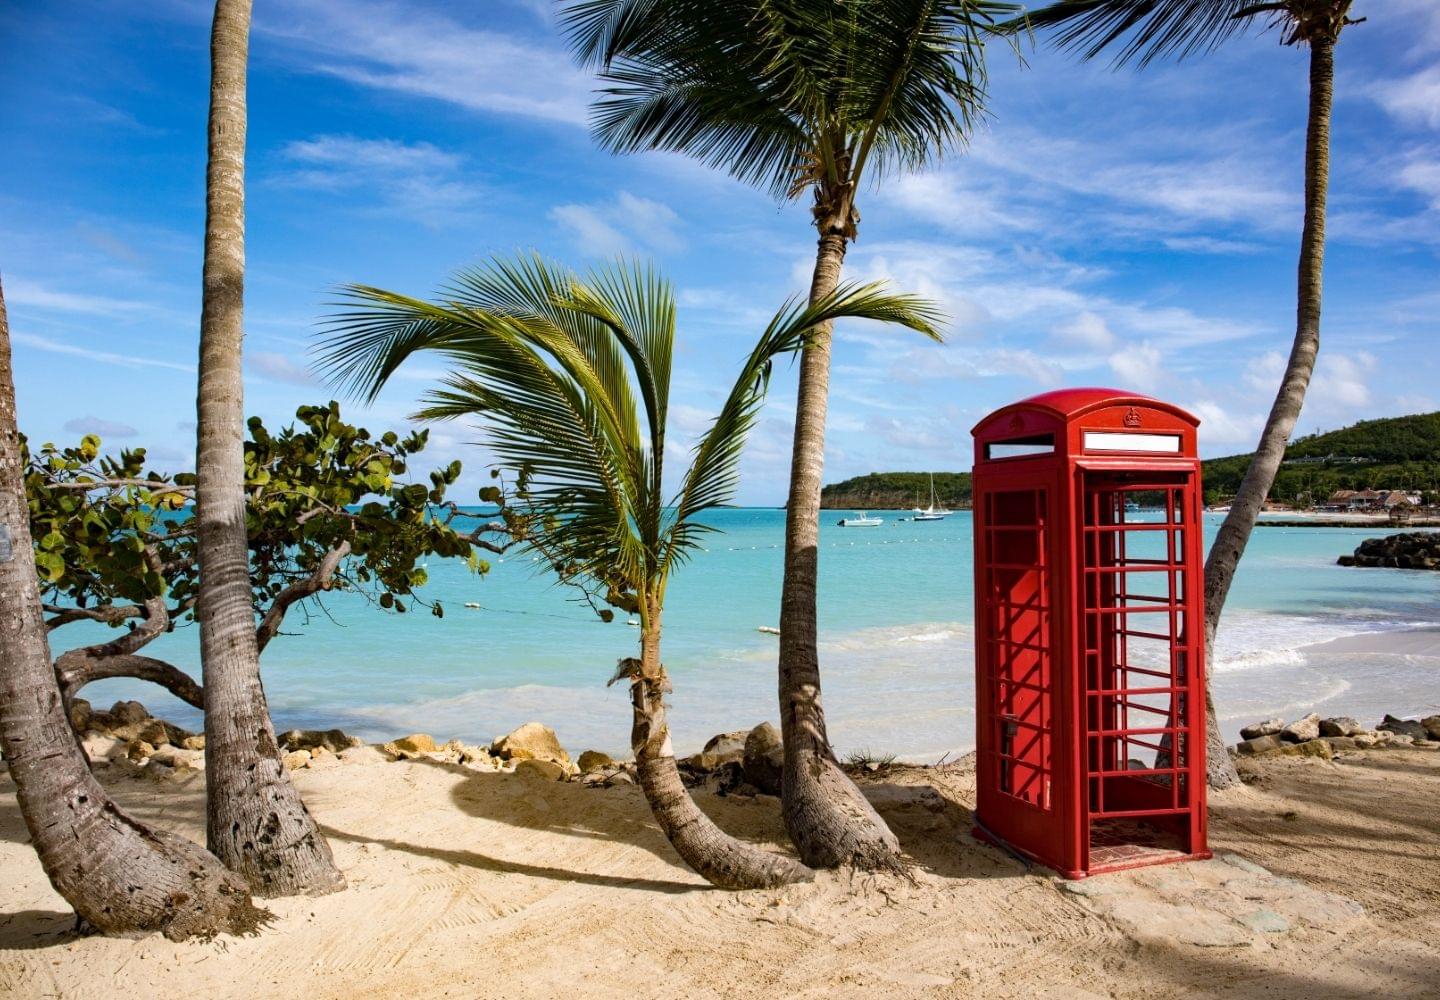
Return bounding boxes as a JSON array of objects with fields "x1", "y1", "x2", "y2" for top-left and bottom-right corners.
[{"x1": 971, "y1": 388, "x2": 1210, "y2": 879}]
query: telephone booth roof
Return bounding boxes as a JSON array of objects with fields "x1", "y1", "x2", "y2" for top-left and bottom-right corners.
[{"x1": 972, "y1": 387, "x2": 1200, "y2": 464}]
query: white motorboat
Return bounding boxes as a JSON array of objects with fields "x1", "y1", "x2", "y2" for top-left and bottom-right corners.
[
  {"x1": 837, "y1": 511, "x2": 883, "y2": 527},
  {"x1": 912, "y1": 473, "x2": 951, "y2": 521}
]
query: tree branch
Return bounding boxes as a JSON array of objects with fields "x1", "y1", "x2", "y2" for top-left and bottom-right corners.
[
  {"x1": 255, "y1": 539, "x2": 351, "y2": 652},
  {"x1": 54, "y1": 649, "x2": 204, "y2": 711}
]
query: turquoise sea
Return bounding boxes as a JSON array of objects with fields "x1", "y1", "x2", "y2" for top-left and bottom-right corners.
[{"x1": 60, "y1": 509, "x2": 1440, "y2": 759}]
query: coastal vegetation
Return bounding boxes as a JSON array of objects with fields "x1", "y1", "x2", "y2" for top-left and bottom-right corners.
[
  {"x1": 316, "y1": 253, "x2": 939, "y2": 887},
  {"x1": 563, "y1": 0, "x2": 1017, "y2": 873},
  {"x1": 26, "y1": 404, "x2": 504, "y2": 712}
]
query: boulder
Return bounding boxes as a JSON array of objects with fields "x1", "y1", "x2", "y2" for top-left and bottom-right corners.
[
  {"x1": 1318, "y1": 717, "x2": 1363, "y2": 738},
  {"x1": 606, "y1": 770, "x2": 636, "y2": 787},
  {"x1": 1277, "y1": 739, "x2": 1334, "y2": 761},
  {"x1": 1323, "y1": 737, "x2": 1359, "y2": 752},
  {"x1": 1239, "y1": 718, "x2": 1285, "y2": 740},
  {"x1": 742, "y1": 722, "x2": 784, "y2": 795},
  {"x1": 456, "y1": 744, "x2": 495, "y2": 767},
  {"x1": 149, "y1": 745, "x2": 202, "y2": 769},
  {"x1": 1280, "y1": 714, "x2": 1321, "y2": 744},
  {"x1": 81, "y1": 731, "x2": 124, "y2": 762},
  {"x1": 492, "y1": 723, "x2": 571, "y2": 768},
  {"x1": 577, "y1": 750, "x2": 615, "y2": 774},
  {"x1": 135, "y1": 719, "x2": 173, "y2": 746},
  {"x1": 1377, "y1": 715, "x2": 1428, "y2": 741},
  {"x1": 1424, "y1": 716, "x2": 1440, "y2": 741},
  {"x1": 383, "y1": 733, "x2": 438, "y2": 759},
  {"x1": 1236, "y1": 734, "x2": 1285, "y2": 756},
  {"x1": 182, "y1": 735, "x2": 206, "y2": 751},
  {"x1": 688, "y1": 731, "x2": 747, "y2": 771},
  {"x1": 110, "y1": 700, "x2": 149, "y2": 726},
  {"x1": 126, "y1": 739, "x2": 155, "y2": 762},
  {"x1": 514, "y1": 758, "x2": 567, "y2": 782},
  {"x1": 68, "y1": 698, "x2": 92, "y2": 731},
  {"x1": 307, "y1": 749, "x2": 342, "y2": 771},
  {"x1": 280, "y1": 728, "x2": 362, "y2": 754},
  {"x1": 282, "y1": 749, "x2": 312, "y2": 771}
]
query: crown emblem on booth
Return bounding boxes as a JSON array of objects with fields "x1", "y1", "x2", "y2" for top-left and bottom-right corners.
[{"x1": 1123, "y1": 407, "x2": 1142, "y2": 428}]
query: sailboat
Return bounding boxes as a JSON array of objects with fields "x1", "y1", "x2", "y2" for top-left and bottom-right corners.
[{"x1": 913, "y1": 473, "x2": 951, "y2": 521}]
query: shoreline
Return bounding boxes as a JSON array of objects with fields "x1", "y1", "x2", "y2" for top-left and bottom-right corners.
[{"x1": 4, "y1": 746, "x2": 1437, "y2": 996}]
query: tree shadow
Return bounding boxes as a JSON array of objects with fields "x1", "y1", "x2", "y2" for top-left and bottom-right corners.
[
  {"x1": 318, "y1": 822, "x2": 703, "y2": 894},
  {"x1": 404, "y1": 755, "x2": 805, "y2": 872},
  {"x1": 0, "y1": 910, "x2": 79, "y2": 950}
]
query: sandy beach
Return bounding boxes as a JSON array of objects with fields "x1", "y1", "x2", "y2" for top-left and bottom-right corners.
[{"x1": 3, "y1": 744, "x2": 1438, "y2": 998}]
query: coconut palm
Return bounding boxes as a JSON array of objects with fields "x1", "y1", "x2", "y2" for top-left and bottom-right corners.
[
  {"x1": 1011, "y1": 0, "x2": 1360, "y2": 789},
  {"x1": 0, "y1": 278, "x2": 264, "y2": 939},
  {"x1": 194, "y1": 0, "x2": 343, "y2": 892},
  {"x1": 561, "y1": 0, "x2": 1017, "y2": 870},
  {"x1": 316, "y1": 254, "x2": 941, "y2": 888}
]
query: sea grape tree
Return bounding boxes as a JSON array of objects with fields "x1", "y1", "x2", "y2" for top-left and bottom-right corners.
[{"x1": 28, "y1": 401, "x2": 511, "y2": 711}]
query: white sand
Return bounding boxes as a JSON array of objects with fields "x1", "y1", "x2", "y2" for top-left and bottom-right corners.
[
  {"x1": 1305, "y1": 626, "x2": 1440, "y2": 658},
  {"x1": 3, "y1": 749, "x2": 1439, "y2": 998}
]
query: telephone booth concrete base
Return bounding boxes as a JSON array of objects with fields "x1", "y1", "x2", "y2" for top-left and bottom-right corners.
[{"x1": 971, "y1": 388, "x2": 1211, "y2": 879}]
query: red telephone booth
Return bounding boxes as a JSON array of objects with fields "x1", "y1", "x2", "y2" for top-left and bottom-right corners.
[{"x1": 971, "y1": 388, "x2": 1210, "y2": 879}]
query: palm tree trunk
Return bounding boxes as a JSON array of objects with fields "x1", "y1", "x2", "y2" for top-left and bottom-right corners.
[
  {"x1": 631, "y1": 613, "x2": 811, "y2": 889},
  {"x1": 0, "y1": 278, "x2": 264, "y2": 939},
  {"x1": 777, "y1": 228, "x2": 902, "y2": 870},
  {"x1": 195, "y1": 0, "x2": 342, "y2": 896},
  {"x1": 1201, "y1": 37, "x2": 1334, "y2": 790}
]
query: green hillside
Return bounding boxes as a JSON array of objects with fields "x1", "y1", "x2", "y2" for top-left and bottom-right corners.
[
  {"x1": 821, "y1": 412, "x2": 1440, "y2": 509},
  {"x1": 820, "y1": 471, "x2": 972, "y2": 509},
  {"x1": 1203, "y1": 411, "x2": 1440, "y2": 504}
]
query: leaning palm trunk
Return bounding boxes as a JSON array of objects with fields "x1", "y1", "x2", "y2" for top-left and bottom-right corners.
[
  {"x1": 779, "y1": 226, "x2": 902, "y2": 870},
  {"x1": 195, "y1": 0, "x2": 342, "y2": 895},
  {"x1": 0, "y1": 279, "x2": 264, "y2": 939},
  {"x1": 632, "y1": 610, "x2": 812, "y2": 888},
  {"x1": 1201, "y1": 37, "x2": 1334, "y2": 789}
]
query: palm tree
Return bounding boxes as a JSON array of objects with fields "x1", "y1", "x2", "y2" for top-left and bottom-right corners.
[
  {"x1": 561, "y1": 0, "x2": 1017, "y2": 870},
  {"x1": 316, "y1": 254, "x2": 941, "y2": 888},
  {"x1": 1011, "y1": 0, "x2": 1361, "y2": 788},
  {"x1": 194, "y1": 0, "x2": 343, "y2": 894},
  {"x1": 0, "y1": 278, "x2": 265, "y2": 939}
]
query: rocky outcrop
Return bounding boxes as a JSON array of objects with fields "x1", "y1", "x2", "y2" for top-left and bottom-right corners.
[
  {"x1": 1235, "y1": 711, "x2": 1439, "y2": 757},
  {"x1": 492, "y1": 723, "x2": 571, "y2": 768},
  {"x1": 1337, "y1": 532, "x2": 1440, "y2": 570},
  {"x1": 280, "y1": 729, "x2": 363, "y2": 754},
  {"x1": 743, "y1": 723, "x2": 784, "y2": 796},
  {"x1": 1240, "y1": 718, "x2": 1284, "y2": 740}
]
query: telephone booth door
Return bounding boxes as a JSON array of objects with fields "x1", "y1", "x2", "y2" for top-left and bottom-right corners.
[
  {"x1": 1079, "y1": 470, "x2": 1207, "y2": 871},
  {"x1": 974, "y1": 474, "x2": 1064, "y2": 867}
]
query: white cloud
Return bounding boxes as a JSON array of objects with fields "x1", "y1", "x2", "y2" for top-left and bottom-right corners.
[
  {"x1": 249, "y1": 351, "x2": 317, "y2": 386},
  {"x1": 257, "y1": 0, "x2": 591, "y2": 124},
  {"x1": 1054, "y1": 311, "x2": 1114, "y2": 349},
  {"x1": 4, "y1": 279, "x2": 154, "y2": 317},
  {"x1": 549, "y1": 192, "x2": 684, "y2": 258},
  {"x1": 1369, "y1": 65, "x2": 1440, "y2": 129},
  {"x1": 1188, "y1": 399, "x2": 1262, "y2": 449},
  {"x1": 1108, "y1": 341, "x2": 1163, "y2": 391},
  {"x1": 276, "y1": 135, "x2": 481, "y2": 224},
  {"x1": 64, "y1": 415, "x2": 139, "y2": 438},
  {"x1": 12, "y1": 331, "x2": 194, "y2": 373}
]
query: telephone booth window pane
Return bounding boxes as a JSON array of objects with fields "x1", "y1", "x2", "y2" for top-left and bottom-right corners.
[{"x1": 984, "y1": 489, "x2": 1052, "y2": 810}]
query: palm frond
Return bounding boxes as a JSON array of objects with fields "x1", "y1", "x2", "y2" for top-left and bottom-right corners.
[
  {"x1": 1007, "y1": 0, "x2": 1277, "y2": 67},
  {"x1": 560, "y1": 0, "x2": 1019, "y2": 199}
]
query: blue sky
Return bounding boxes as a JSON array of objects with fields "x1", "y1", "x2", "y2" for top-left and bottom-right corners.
[{"x1": 1, "y1": 0, "x2": 1436, "y2": 505}]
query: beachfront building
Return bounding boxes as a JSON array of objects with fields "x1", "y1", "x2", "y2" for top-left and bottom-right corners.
[{"x1": 1324, "y1": 489, "x2": 1423, "y2": 511}]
